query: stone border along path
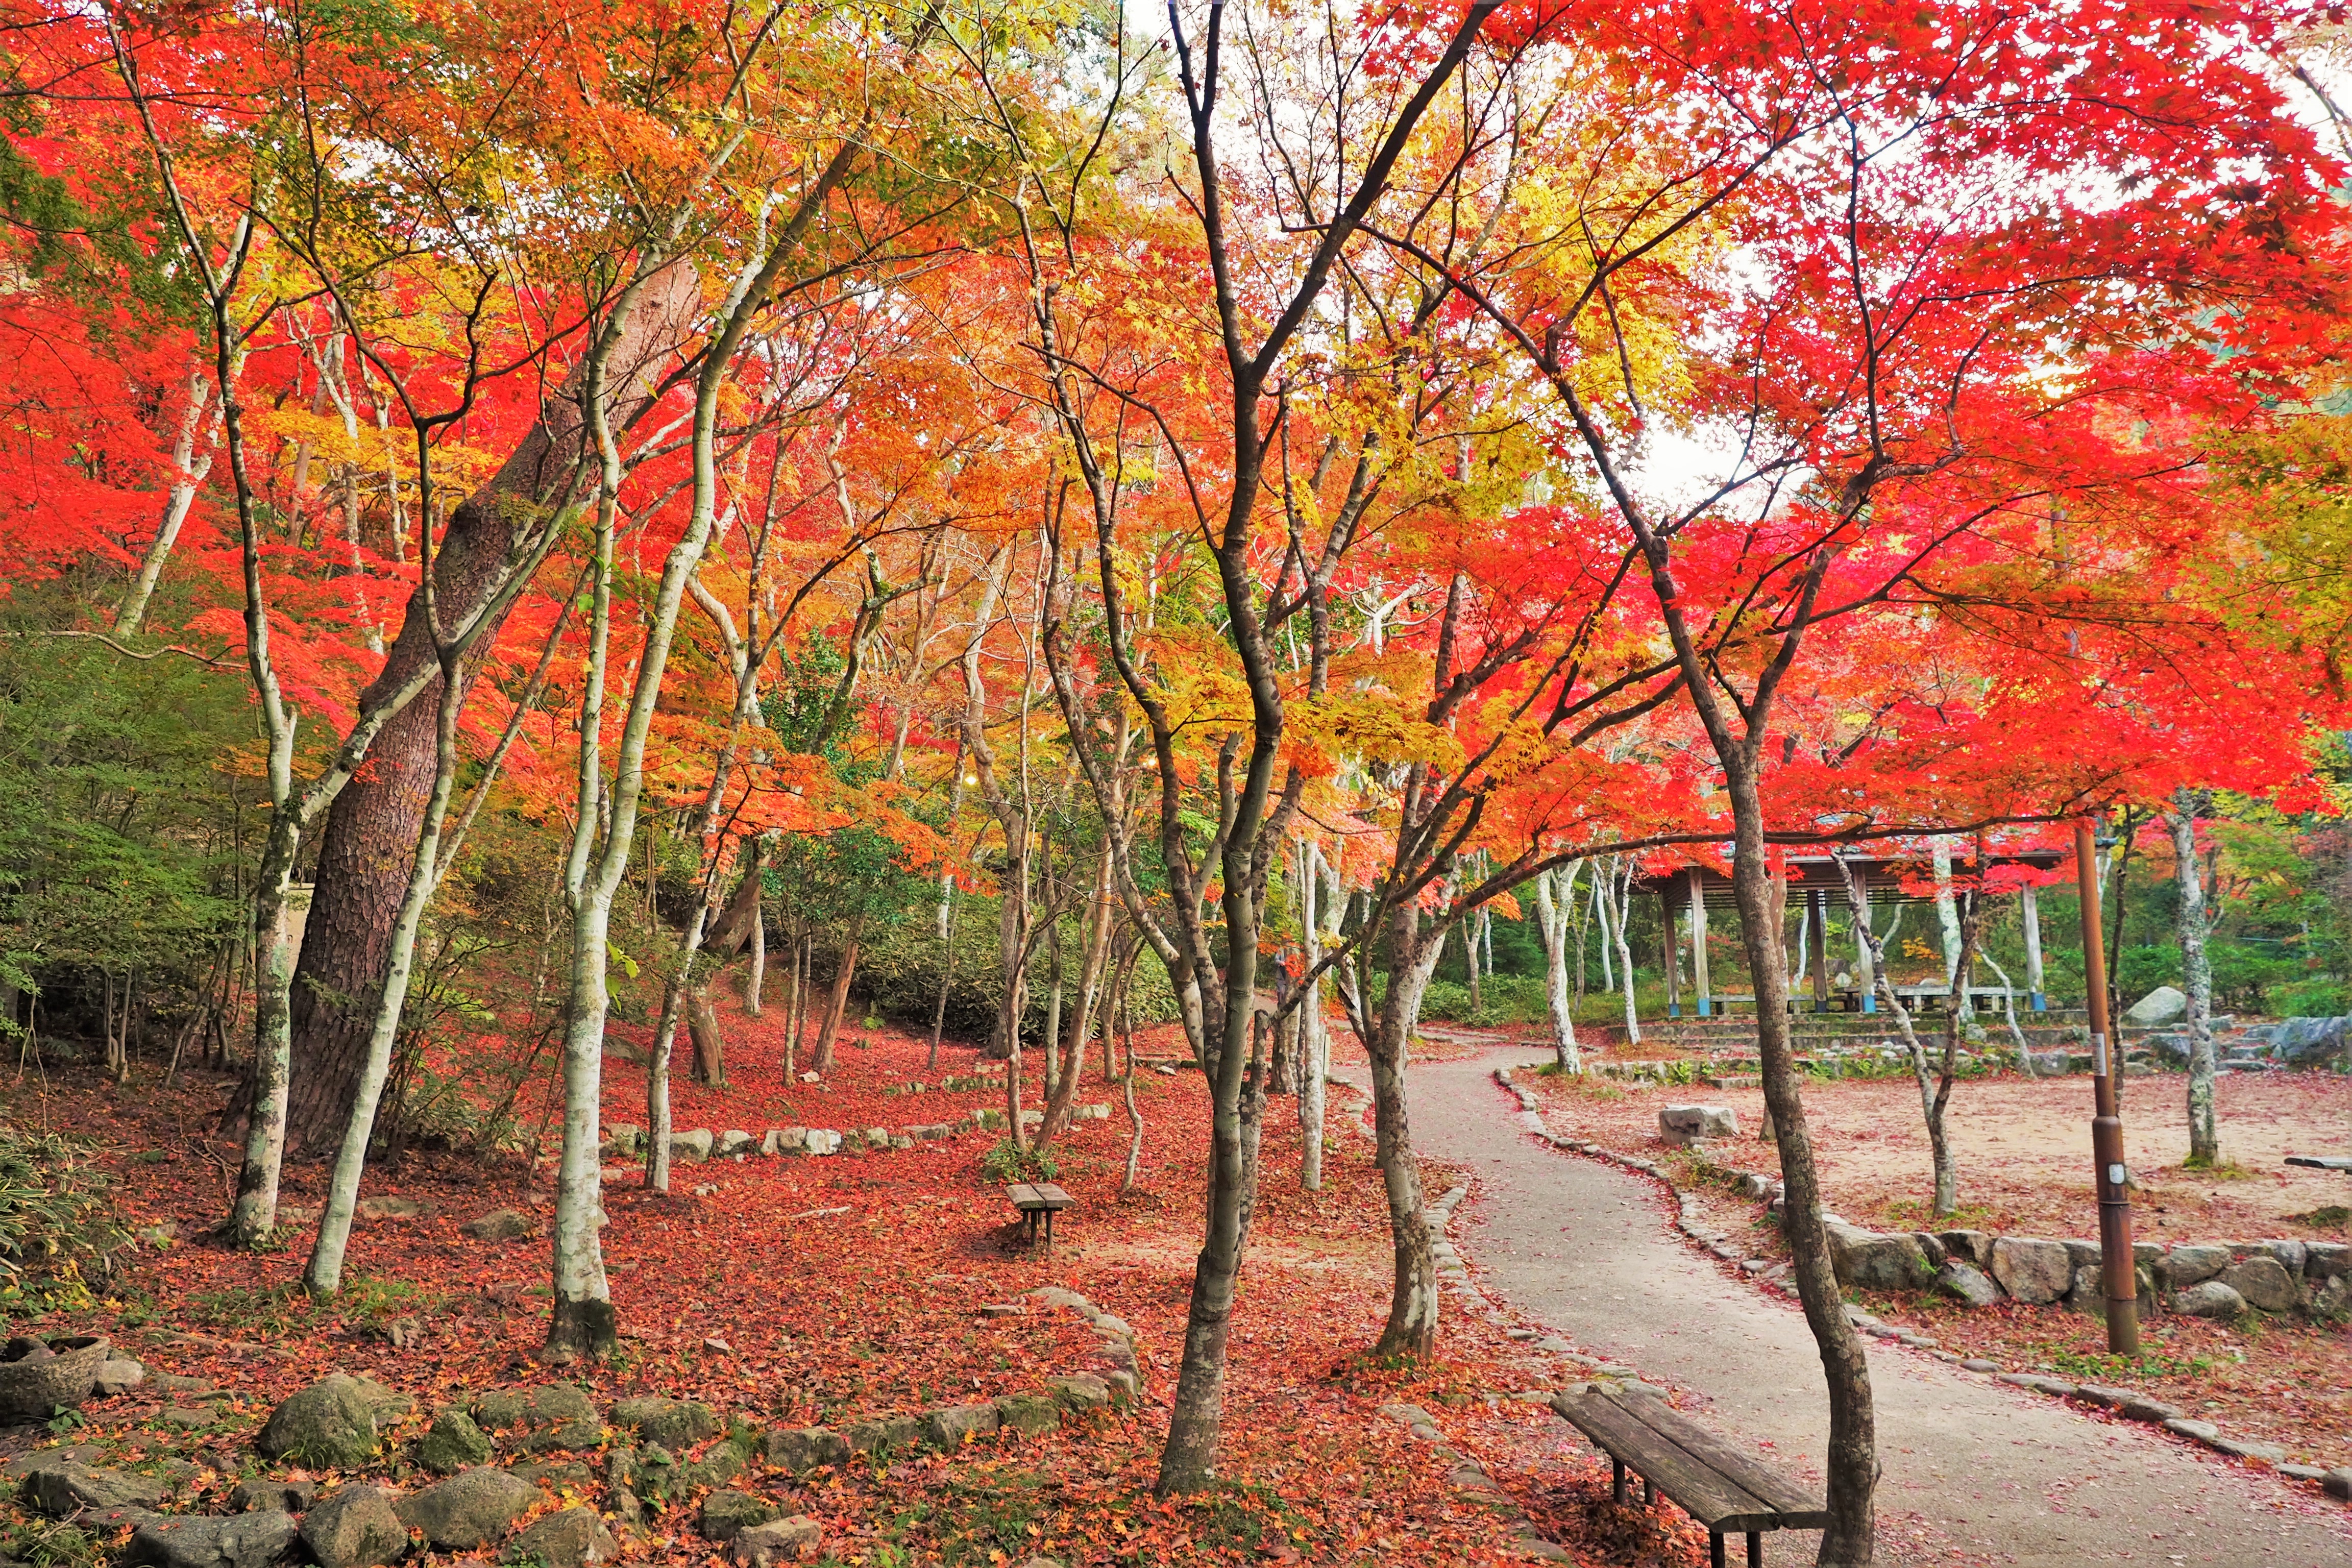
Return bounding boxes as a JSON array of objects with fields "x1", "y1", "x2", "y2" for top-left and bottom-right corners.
[
  {"x1": 1338, "y1": 1045, "x2": 2352, "y2": 1566},
  {"x1": 4, "y1": 1289, "x2": 1142, "y2": 1568},
  {"x1": 1496, "y1": 1067, "x2": 2342, "y2": 1495}
]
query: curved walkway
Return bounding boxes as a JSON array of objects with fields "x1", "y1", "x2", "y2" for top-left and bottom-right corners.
[{"x1": 1382, "y1": 1047, "x2": 2350, "y2": 1566}]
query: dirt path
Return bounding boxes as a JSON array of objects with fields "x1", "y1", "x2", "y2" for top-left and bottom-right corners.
[{"x1": 1376, "y1": 1046, "x2": 2352, "y2": 1566}]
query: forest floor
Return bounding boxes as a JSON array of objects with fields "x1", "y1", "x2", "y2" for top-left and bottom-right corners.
[
  {"x1": 0, "y1": 996, "x2": 1764, "y2": 1567},
  {"x1": 1500, "y1": 1035, "x2": 2352, "y2": 1467}
]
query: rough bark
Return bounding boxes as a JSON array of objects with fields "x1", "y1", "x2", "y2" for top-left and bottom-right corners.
[
  {"x1": 2171, "y1": 798, "x2": 2220, "y2": 1165},
  {"x1": 810, "y1": 924, "x2": 861, "y2": 1074},
  {"x1": 282, "y1": 265, "x2": 700, "y2": 1155},
  {"x1": 1370, "y1": 900, "x2": 1448, "y2": 1358}
]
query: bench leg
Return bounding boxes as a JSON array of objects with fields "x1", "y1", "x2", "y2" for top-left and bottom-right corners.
[
  {"x1": 1710, "y1": 1534, "x2": 1725, "y2": 1568},
  {"x1": 1044, "y1": 1208, "x2": 1056, "y2": 1247},
  {"x1": 1612, "y1": 1459, "x2": 1625, "y2": 1504},
  {"x1": 1644, "y1": 1475, "x2": 1654, "y2": 1507},
  {"x1": 1748, "y1": 1531, "x2": 1761, "y2": 1566}
]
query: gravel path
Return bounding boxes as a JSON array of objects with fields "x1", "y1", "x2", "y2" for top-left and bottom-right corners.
[{"x1": 1374, "y1": 1046, "x2": 2352, "y2": 1566}]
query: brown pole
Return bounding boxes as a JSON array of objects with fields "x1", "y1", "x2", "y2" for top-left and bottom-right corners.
[{"x1": 2075, "y1": 818, "x2": 2141, "y2": 1355}]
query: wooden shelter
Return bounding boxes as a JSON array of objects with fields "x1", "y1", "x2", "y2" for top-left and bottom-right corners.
[{"x1": 1633, "y1": 850, "x2": 2064, "y2": 1019}]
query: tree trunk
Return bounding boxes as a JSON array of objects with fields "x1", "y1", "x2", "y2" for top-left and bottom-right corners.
[
  {"x1": 282, "y1": 266, "x2": 699, "y2": 1156},
  {"x1": 1534, "y1": 862, "x2": 1583, "y2": 1071},
  {"x1": 688, "y1": 987, "x2": 725, "y2": 1085},
  {"x1": 1609, "y1": 857, "x2": 1641, "y2": 1045},
  {"x1": 1295, "y1": 841, "x2": 1331, "y2": 1191},
  {"x1": 810, "y1": 921, "x2": 862, "y2": 1074},
  {"x1": 745, "y1": 900, "x2": 765, "y2": 1016},
  {"x1": 2172, "y1": 798, "x2": 2220, "y2": 1165},
  {"x1": 1370, "y1": 900, "x2": 1448, "y2": 1360}
]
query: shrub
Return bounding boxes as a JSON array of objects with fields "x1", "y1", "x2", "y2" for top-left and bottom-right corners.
[
  {"x1": 0, "y1": 1126, "x2": 123, "y2": 1303},
  {"x1": 979, "y1": 1137, "x2": 1058, "y2": 1184}
]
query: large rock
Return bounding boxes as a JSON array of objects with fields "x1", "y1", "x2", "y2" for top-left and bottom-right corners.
[
  {"x1": 731, "y1": 1517, "x2": 822, "y2": 1566},
  {"x1": 700, "y1": 1489, "x2": 780, "y2": 1541},
  {"x1": 462, "y1": 1208, "x2": 534, "y2": 1242},
  {"x1": 256, "y1": 1375, "x2": 405, "y2": 1470},
  {"x1": 419, "y1": 1407, "x2": 493, "y2": 1474},
  {"x1": 1935, "y1": 1230, "x2": 1994, "y2": 1269},
  {"x1": 1936, "y1": 1261, "x2": 2005, "y2": 1308},
  {"x1": 1046, "y1": 1373, "x2": 1112, "y2": 1412},
  {"x1": 764, "y1": 1427, "x2": 850, "y2": 1474},
  {"x1": 611, "y1": 1394, "x2": 718, "y2": 1450},
  {"x1": 125, "y1": 1511, "x2": 298, "y2": 1568},
  {"x1": 682, "y1": 1430, "x2": 756, "y2": 1491},
  {"x1": 95, "y1": 1357, "x2": 148, "y2": 1396},
  {"x1": 300, "y1": 1486, "x2": 407, "y2": 1568},
  {"x1": 762, "y1": 1128, "x2": 808, "y2": 1156},
  {"x1": 355, "y1": 1195, "x2": 425, "y2": 1221},
  {"x1": 993, "y1": 1393, "x2": 1062, "y2": 1437},
  {"x1": 2219, "y1": 1255, "x2": 2300, "y2": 1313},
  {"x1": 473, "y1": 1383, "x2": 601, "y2": 1452},
  {"x1": 1657, "y1": 1104, "x2": 1739, "y2": 1145},
  {"x1": 2174, "y1": 1279, "x2": 2247, "y2": 1319},
  {"x1": 21, "y1": 1461, "x2": 166, "y2": 1516},
  {"x1": 2307, "y1": 1242, "x2": 2350, "y2": 1281},
  {"x1": 923, "y1": 1401, "x2": 1001, "y2": 1450},
  {"x1": 669, "y1": 1129, "x2": 714, "y2": 1163},
  {"x1": 2123, "y1": 986, "x2": 2187, "y2": 1025},
  {"x1": 803, "y1": 1129, "x2": 843, "y2": 1156},
  {"x1": 2269, "y1": 1015, "x2": 2352, "y2": 1066},
  {"x1": 229, "y1": 1478, "x2": 314, "y2": 1513},
  {"x1": 394, "y1": 1466, "x2": 538, "y2": 1549},
  {"x1": 508, "y1": 1505, "x2": 619, "y2": 1568},
  {"x1": 1990, "y1": 1238, "x2": 2074, "y2": 1305},
  {"x1": 1825, "y1": 1221, "x2": 1928, "y2": 1291},
  {"x1": 844, "y1": 1414, "x2": 923, "y2": 1456},
  {"x1": 2162, "y1": 1243, "x2": 2231, "y2": 1288},
  {"x1": 715, "y1": 1130, "x2": 756, "y2": 1158}
]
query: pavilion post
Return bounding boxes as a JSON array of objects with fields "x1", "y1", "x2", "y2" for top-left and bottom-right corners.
[
  {"x1": 1687, "y1": 867, "x2": 1712, "y2": 1017},
  {"x1": 1852, "y1": 864, "x2": 1877, "y2": 1013},
  {"x1": 1807, "y1": 888, "x2": 1830, "y2": 1013},
  {"x1": 1664, "y1": 884, "x2": 1681, "y2": 1019},
  {"x1": 2021, "y1": 884, "x2": 2047, "y2": 1012}
]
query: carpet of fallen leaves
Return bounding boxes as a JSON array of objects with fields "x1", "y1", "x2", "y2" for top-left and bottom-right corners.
[
  {"x1": 1512, "y1": 1047, "x2": 2352, "y2": 1474},
  {"x1": 0, "y1": 997, "x2": 1742, "y2": 1566}
]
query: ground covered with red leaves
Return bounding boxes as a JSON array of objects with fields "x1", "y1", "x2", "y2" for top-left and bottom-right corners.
[{"x1": 0, "y1": 998, "x2": 1742, "y2": 1566}]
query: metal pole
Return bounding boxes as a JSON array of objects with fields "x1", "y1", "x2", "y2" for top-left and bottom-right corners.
[{"x1": 2075, "y1": 819, "x2": 2140, "y2": 1355}]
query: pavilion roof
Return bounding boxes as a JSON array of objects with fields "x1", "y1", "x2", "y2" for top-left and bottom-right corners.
[{"x1": 1635, "y1": 850, "x2": 2065, "y2": 911}]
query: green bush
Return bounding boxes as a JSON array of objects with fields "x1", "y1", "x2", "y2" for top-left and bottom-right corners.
[
  {"x1": 0, "y1": 1125, "x2": 122, "y2": 1303},
  {"x1": 979, "y1": 1137, "x2": 1058, "y2": 1184}
]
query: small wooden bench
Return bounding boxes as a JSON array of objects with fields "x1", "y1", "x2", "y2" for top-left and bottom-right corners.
[
  {"x1": 1007, "y1": 1182, "x2": 1073, "y2": 1246},
  {"x1": 1552, "y1": 1384, "x2": 1826, "y2": 1567},
  {"x1": 2286, "y1": 1155, "x2": 2352, "y2": 1173}
]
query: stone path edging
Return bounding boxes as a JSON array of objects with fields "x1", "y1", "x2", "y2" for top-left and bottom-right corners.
[
  {"x1": 1491, "y1": 1063, "x2": 2352, "y2": 1504},
  {"x1": 1373, "y1": 1400, "x2": 1569, "y2": 1562}
]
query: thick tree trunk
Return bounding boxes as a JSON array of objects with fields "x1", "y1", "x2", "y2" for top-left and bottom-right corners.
[
  {"x1": 688, "y1": 987, "x2": 725, "y2": 1084},
  {"x1": 745, "y1": 903, "x2": 765, "y2": 1016},
  {"x1": 2172, "y1": 799, "x2": 2220, "y2": 1165},
  {"x1": 810, "y1": 924, "x2": 861, "y2": 1074},
  {"x1": 282, "y1": 267, "x2": 698, "y2": 1155}
]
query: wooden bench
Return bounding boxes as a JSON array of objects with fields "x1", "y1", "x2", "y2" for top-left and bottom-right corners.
[
  {"x1": 2286, "y1": 1155, "x2": 2352, "y2": 1173},
  {"x1": 1552, "y1": 1384, "x2": 1826, "y2": 1567},
  {"x1": 1006, "y1": 1182, "x2": 1073, "y2": 1246}
]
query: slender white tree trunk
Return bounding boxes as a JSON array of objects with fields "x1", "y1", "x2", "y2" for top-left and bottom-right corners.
[
  {"x1": 117, "y1": 372, "x2": 218, "y2": 636},
  {"x1": 2171, "y1": 796, "x2": 2220, "y2": 1165},
  {"x1": 1534, "y1": 862, "x2": 1582, "y2": 1070},
  {"x1": 1609, "y1": 856, "x2": 1640, "y2": 1045},
  {"x1": 1295, "y1": 839, "x2": 1329, "y2": 1191},
  {"x1": 1933, "y1": 836, "x2": 1969, "y2": 1019}
]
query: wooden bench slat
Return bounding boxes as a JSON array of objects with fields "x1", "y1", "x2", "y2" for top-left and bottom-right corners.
[
  {"x1": 1552, "y1": 1390, "x2": 1781, "y2": 1533},
  {"x1": 1604, "y1": 1391, "x2": 1827, "y2": 1527},
  {"x1": 1006, "y1": 1183, "x2": 1074, "y2": 1210}
]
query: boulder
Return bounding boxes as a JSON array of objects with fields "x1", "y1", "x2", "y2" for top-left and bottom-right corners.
[
  {"x1": 924, "y1": 1401, "x2": 1001, "y2": 1450},
  {"x1": 844, "y1": 1414, "x2": 923, "y2": 1456},
  {"x1": 682, "y1": 1430, "x2": 757, "y2": 1492},
  {"x1": 95, "y1": 1357, "x2": 148, "y2": 1396},
  {"x1": 300, "y1": 1486, "x2": 408, "y2": 1568},
  {"x1": 2174, "y1": 1279, "x2": 2247, "y2": 1319},
  {"x1": 764, "y1": 1427, "x2": 850, "y2": 1474},
  {"x1": 700, "y1": 1489, "x2": 780, "y2": 1541},
  {"x1": 1990, "y1": 1238, "x2": 2074, "y2": 1305},
  {"x1": 2123, "y1": 986, "x2": 2187, "y2": 1025},
  {"x1": 2260, "y1": 1239, "x2": 2307, "y2": 1276},
  {"x1": 2218, "y1": 1255, "x2": 2300, "y2": 1313},
  {"x1": 356, "y1": 1195, "x2": 425, "y2": 1221},
  {"x1": 2162, "y1": 1243, "x2": 2231, "y2": 1288},
  {"x1": 125, "y1": 1511, "x2": 298, "y2": 1568},
  {"x1": 2067, "y1": 1264, "x2": 2106, "y2": 1315},
  {"x1": 2307, "y1": 1241, "x2": 2350, "y2": 1281},
  {"x1": 1657, "y1": 1104, "x2": 1739, "y2": 1145},
  {"x1": 1935, "y1": 1261, "x2": 2005, "y2": 1308},
  {"x1": 731, "y1": 1516, "x2": 823, "y2": 1566},
  {"x1": 600, "y1": 1124, "x2": 643, "y2": 1158},
  {"x1": 229, "y1": 1478, "x2": 314, "y2": 1513},
  {"x1": 1046, "y1": 1373, "x2": 1112, "y2": 1412},
  {"x1": 257, "y1": 1374, "x2": 404, "y2": 1469},
  {"x1": 803, "y1": 1129, "x2": 843, "y2": 1156},
  {"x1": 1911, "y1": 1232, "x2": 1948, "y2": 1270},
  {"x1": 715, "y1": 1130, "x2": 756, "y2": 1158},
  {"x1": 1936, "y1": 1230, "x2": 1994, "y2": 1270},
  {"x1": 462, "y1": 1208, "x2": 534, "y2": 1242},
  {"x1": 473, "y1": 1383, "x2": 601, "y2": 1453},
  {"x1": 762, "y1": 1128, "x2": 807, "y2": 1155},
  {"x1": 611, "y1": 1394, "x2": 719, "y2": 1450},
  {"x1": 1825, "y1": 1221, "x2": 1929, "y2": 1291},
  {"x1": 507, "y1": 1506, "x2": 619, "y2": 1568},
  {"x1": 2270, "y1": 1015, "x2": 2352, "y2": 1067},
  {"x1": 21, "y1": 1461, "x2": 166, "y2": 1516},
  {"x1": 394, "y1": 1466, "x2": 539, "y2": 1549},
  {"x1": 2324, "y1": 1467, "x2": 2352, "y2": 1502},
  {"x1": 419, "y1": 1407, "x2": 494, "y2": 1474},
  {"x1": 993, "y1": 1393, "x2": 1062, "y2": 1437},
  {"x1": 670, "y1": 1129, "x2": 715, "y2": 1162}
]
